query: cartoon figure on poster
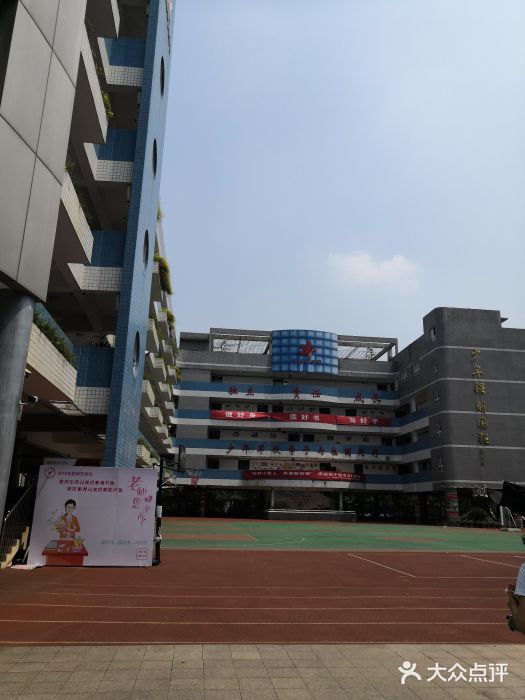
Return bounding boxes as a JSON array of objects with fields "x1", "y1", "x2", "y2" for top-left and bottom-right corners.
[{"x1": 47, "y1": 499, "x2": 85, "y2": 557}]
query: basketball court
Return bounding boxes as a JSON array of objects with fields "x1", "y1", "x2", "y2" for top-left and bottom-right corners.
[{"x1": 0, "y1": 519, "x2": 523, "y2": 645}]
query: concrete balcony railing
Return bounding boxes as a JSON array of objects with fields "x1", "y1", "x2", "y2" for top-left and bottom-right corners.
[
  {"x1": 98, "y1": 36, "x2": 144, "y2": 89},
  {"x1": 144, "y1": 407, "x2": 164, "y2": 433},
  {"x1": 25, "y1": 325, "x2": 77, "y2": 402},
  {"x1": 161, "y1": 340, "x2": 174, "y2": 364},
  {"x1": 55, "y1": 172, "x2": 94, "y2": 266},
  {"x1": 152, "y1": 303, "x2": 170, "y2": 340},
  {"x1": 150, "y1": 261, "x2": 162, "y2": 302},
  {"x1": 146, "y1": 353, "x2": 166, "y2": 383},
  {"x1": 141, "y1": 379, "x2": 155, "y2": 408},
  {"x1": 67, "y1": 264, "x2": 122, "y2": 293},
  {"x1": 136, "y1": 444, "x2": 152, "y2": 466},
  {"x1": 147, "y1": 319, "x2": 160, "y2": 353},
  {"x1": 158, "y1": 382, "x2": 172, "y2": 401}
]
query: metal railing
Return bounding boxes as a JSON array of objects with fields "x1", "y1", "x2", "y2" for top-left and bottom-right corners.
[{"x1": 0, "y1": 483, "x2": 37, "y2": 567}]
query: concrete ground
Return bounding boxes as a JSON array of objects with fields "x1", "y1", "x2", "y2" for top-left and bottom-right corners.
[{"x1": 0, "y1": 643, "x2": 524, "y2": 700}]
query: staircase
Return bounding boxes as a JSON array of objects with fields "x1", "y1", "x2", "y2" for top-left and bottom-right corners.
[{"x1": 0, "y1": 484, "x2": 36, "y2": 570}]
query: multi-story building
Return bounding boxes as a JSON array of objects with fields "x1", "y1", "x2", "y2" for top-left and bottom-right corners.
[
  {"x1": 0, "y1": 0, "x2": 175, "y2": 523},
  {"x1": 173, "y1": 309, "x2": 525, "y2": 521}
]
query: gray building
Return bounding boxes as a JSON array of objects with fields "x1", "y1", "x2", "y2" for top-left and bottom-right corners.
[
  {"x1": 0, "y1": 1, "x2": 176, "y2": 533},
  {"x1": 172, "y1": 309, "x2": 524, "y2": 521}
]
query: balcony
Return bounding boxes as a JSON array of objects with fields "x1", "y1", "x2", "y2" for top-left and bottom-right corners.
[
  {"x1": 158, "y1": 382, "x2": 172, "y2": 401},
  {"x1": 86, "y1": 0, "x2": 120, "y2": 38},
  {"x1": 161, "y1": 340, "x2": 174, "y2": 364},
  {"x1": 73, "y1": 26, "x2": 108, "y2": 146},
  {"x1": 146, "y1": 353, "x2": 166, "y2": 383},
  {"x1": 136, "y1": 444, "x2": 153, "y2": 467},
  {"x1": 152, "y1": 303, "x2": 170, "y2": 340},
  {"x1": 25, "y1": 325, "x2": 77, "y2": 402},
  {"x1": 150, "y1": 261, "x2": 162, "y2": 301},
  {"x1": 147, "y1": 319, "x2": 160, "y2": 354},
  {"x1": 84, "y1": 129, "x2": 135, "y2": 184},
  {"x1": 141, "y1": 379, "x2": 155, "y2": 408},
  {"x1": 99, "y1": 37, "x2": 144, "y2": 89},
  {"x1": 54, "y1": 172, "x2": 94, "y2": 266},
  {"x1": 66, "y1": 264, "x2": 122, "y2": 293}
]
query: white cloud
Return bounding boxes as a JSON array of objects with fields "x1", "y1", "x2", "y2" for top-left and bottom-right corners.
[{"x1": 326, "y1": 251, "x2": 420, "y2": 292}]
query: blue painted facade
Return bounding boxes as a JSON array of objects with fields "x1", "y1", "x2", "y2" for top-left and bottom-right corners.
[
  {"x1": 90, "y1": 231, "x2": 125, "y2": 267},
  {"x1": 176, "y1": 381, "x2": 399, "y2": 401},
  {"x1": 75, "y1": 347, "x2": 114, "y2": 388},
  {"x1": 103, "y1": 1, "x2": 173, "y2": 467},
  {"x1": 104, "y1": 38, "x2": 146, "y2": 67},
  {"x1": 272, "y1": 330, "x2": 338, "y2": 374}
]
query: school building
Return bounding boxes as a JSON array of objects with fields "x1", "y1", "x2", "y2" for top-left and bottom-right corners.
[{"x1": 172, "y1": 308, "x2": 525, "y2": 522}]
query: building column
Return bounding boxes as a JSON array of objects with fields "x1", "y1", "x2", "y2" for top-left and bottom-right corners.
[
  {"x1": 270, "y1": 489, "x2": 275, "y2": 509},
  {"x1": 445, "y1": 488, "x2": 460, "y2": 523},
  {"x1": 0, "y1": 291, "x2": 34, "y2": 520},
  {"x1": 339, "y1": 491, "x2": 343, "y2": 511}
]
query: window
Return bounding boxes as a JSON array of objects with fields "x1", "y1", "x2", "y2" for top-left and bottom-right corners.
[
  {"x1": 437, "y1": 455, "x2": 444, "y2": 472},
  {"x1": 287, "y1": 433, "x2": 300, "y2": 442},
  {"x1": 381, "y1": 437, "x2": 393, "y2": 446},
  {"x1": 207, "y1": 457, "x2": 219, "y2": 469},
  {"x1": 326, "y1": 435, "x2": 334, "y2": 441},
  {"x1": 210, "y1": 402, "x2": 222, "y2": 410},
  {"x1": 413, "y1": 361, "x2": 421, "y2": 374},
  {"x1": 429, "y1": 326, "x2": 436, "y2": 341},
  {"x1": 272, "y1": 404, "x2": 284, "y2": 413},
  {"x1": 432, "y1": 361, "x2": 438, "y2": 374},
  {"x1": 251, "y1": 432, "x2": 258, "y2": 438},
  {"x1": 319, "y1": 407, "x2": 331, "y2": 415},
  {"x1": 303, "y1": 433, "x2": 314, "y2": 442},
  {"x1": 400, "y1": 369, "x2": 408, "y2": 381},
  {"x1": 345, "y1": 408, "x2": 356, "y2": 417},
  {"x1": 208, "y1": 429, "x2": 220, "y2": 439},
  {"x1": 238, "y1": 459, "x2": 249, "y2": 469},
  {"x1": 211, "y1": 375, "x2": 223, "y2": 383},
  {"x1": 435, "y1": 423, "x2": 442, "y2": 437},
  {"x1": 362, "y1": 437, "x2": 369, "y2": 443},
  {"x1": 354, "y1": 464, "x2": 363, "y2": 474},
  {"x1": 377, "y1": 383, "x2": 387, "y2": 391},
  {"x1": 433, "y1": 388, "x2": 440, "y2": 403},
  {"x1": 257, "y1": 404, "x2": 268, "y2": 412}
]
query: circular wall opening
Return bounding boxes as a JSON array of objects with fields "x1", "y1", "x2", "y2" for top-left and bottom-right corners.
[
  {"x1": 152, "y1": 139, "x2": 157, "y2": 176},
  {"x1": 160, "y1": 57, "x2": 165, "y2": 96},
  {"x1": 132, "y1": 332, "x2": 140, "y2": 376},
  {"x1": 143, "y1": 229, "x2": 149, "y2": 267}
]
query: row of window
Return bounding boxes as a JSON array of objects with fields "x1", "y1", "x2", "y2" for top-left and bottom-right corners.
[
  {"x1": 207, "y1": 429, "x2": 395, "y2": 445},
  {"x1": 210, "y1": 402, "x2": 390, "y2": 417}
]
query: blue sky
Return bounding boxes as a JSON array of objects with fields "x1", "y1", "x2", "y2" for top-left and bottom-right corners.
[{"x1": 160, "y1": 0, "x2": 525, "y2": 350}]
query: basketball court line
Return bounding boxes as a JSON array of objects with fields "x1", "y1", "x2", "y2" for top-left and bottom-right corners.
[
  {"x1": 346, "y1": 553, "x2": 416, "y2": 577},
  {"x1": 456, "y1": 554, "x2": 522, "y2": 568},
  {"x1": 346, "y1": 553, "x2": 514, "y2": 579}
]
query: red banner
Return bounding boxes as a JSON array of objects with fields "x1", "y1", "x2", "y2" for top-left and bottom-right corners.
[
  {"x1": 211, "y1": 410, "x2": 390, "y2": 427},
  {"x1": 242, "y1": 470, "x2": 363, "y2": 482}
]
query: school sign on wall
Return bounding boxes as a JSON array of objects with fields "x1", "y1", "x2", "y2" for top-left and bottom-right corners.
[{"x1": 28, "y1": 466, "x2": 157, "y2": 567}]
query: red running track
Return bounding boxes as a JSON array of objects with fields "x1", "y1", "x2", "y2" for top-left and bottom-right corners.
[{"x1": 0, "y1": 550, "x2": 522, "y2": 644}]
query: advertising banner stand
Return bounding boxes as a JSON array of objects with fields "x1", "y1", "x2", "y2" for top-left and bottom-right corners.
[{"x1": 28, "y1": 466, "x2": 158, "y2": 568}]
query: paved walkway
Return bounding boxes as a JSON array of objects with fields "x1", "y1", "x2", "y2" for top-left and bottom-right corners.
[{"x1": 0, "y1": 643, "x2": 524, "y2": 699}]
